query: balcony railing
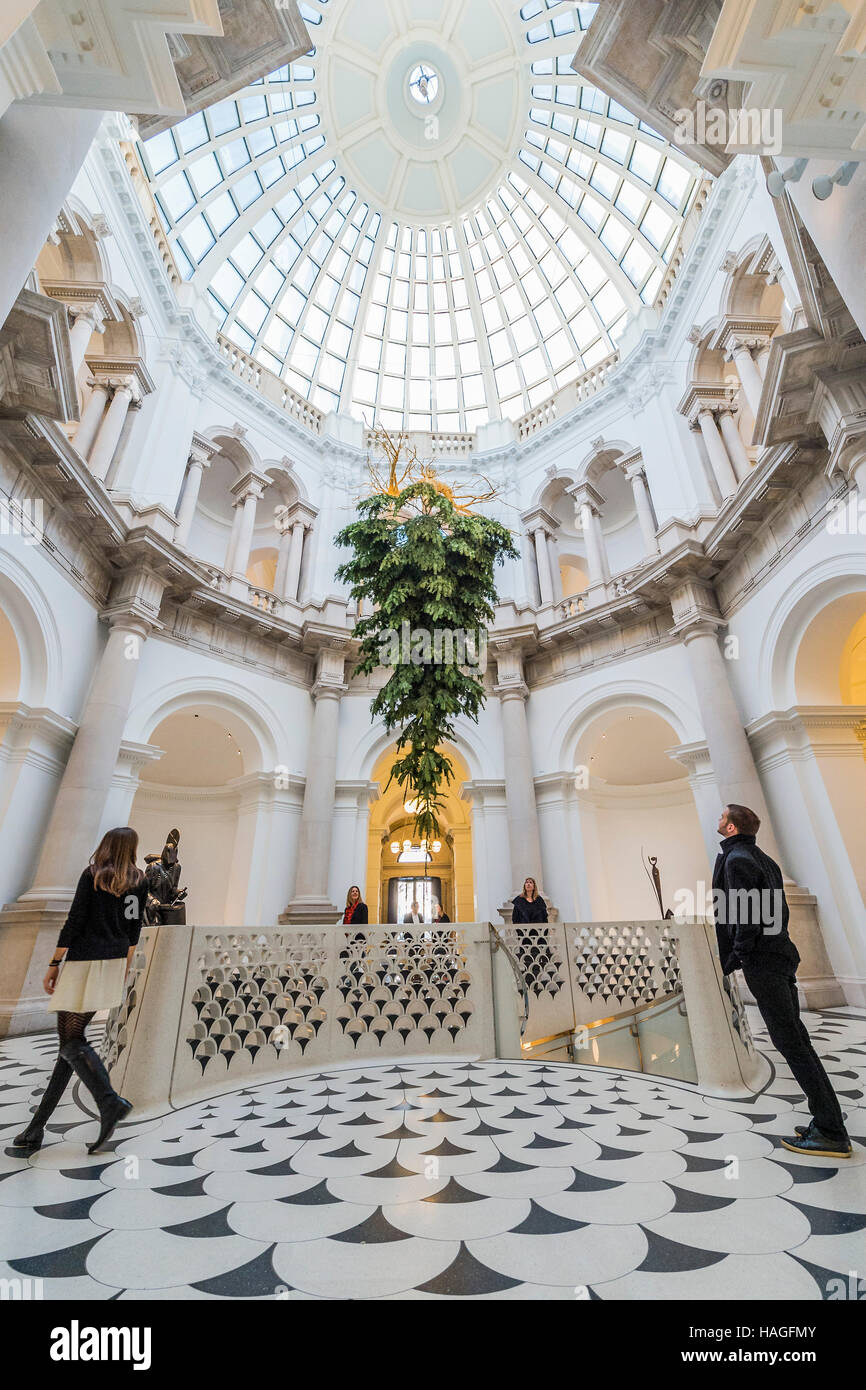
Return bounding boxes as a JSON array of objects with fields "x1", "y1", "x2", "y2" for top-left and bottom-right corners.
[
  {"x1": 216, "y1": 333, "x2": 324, "y2": 435},
  {"x1": 516, "y1": 351, "x2": 620, "y2": 441}
]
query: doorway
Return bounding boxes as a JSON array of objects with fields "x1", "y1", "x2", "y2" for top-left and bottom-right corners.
[{"x1": 387, "y1": 876, "x2": 443, "y2": 923}]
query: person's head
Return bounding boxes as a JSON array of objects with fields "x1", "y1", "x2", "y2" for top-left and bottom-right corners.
[
  {"x1": 91, "y1": 827, "x2": 142, "y2": 895},
  {"x1": 346, "y1": 885, "x2": 361, "y2": 907},
  {"x1": 523, "y1": 877, "x2": 538, "y2": 900},
  {"x1": 718, "y1": 804, "x2": 761, "y2": 839},
  {"x1": 432, "y1": 901, "x2": 443, "y2": 919}
]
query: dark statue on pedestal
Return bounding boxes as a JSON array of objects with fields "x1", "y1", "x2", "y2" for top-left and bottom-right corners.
[{"x1": 144, "y1": 827, "x2": 188, "y2": 925}]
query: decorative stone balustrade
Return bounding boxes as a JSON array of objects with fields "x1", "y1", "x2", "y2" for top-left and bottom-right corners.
[
  {"x1": 104, "y1": 919, "x2": 767, "y2": 1115},
  {"x1": 557, "y1": 594, "x2": 586, "y2": 619},
  {"x1": 248, "y1": 584, "x2": 279, "y2": 615},
  {"x1": 516, "y1": 351, "x2": 621, "y2": 441},
  {"x1": 216, "y1": 333, "x2": 324, "y2": 435}
]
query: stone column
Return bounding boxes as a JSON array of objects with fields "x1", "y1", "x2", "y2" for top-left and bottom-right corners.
[
  {"x1": 89, "y1": 377, "x2": 137, "y2": 482},
  {"x1": 533, "y1": 527, "x2": 554, "y2": 606},
  {"x1": 546, "y1": 530, "x2": 563, "y2": 601},
  {"x1": 569, "y1": 483, "x2": 609, "y2": 590},
  {"x1": 274, "y1": 501, "x2": 317, "y2": 602},
  {"x1": 174, "y1": 434, "x2": 215, "y2": 546},
  {"x1": 521, "y1": 507, "x2": 559, "y2": 609},
  {"x1": 696, "y1": 408, "x2": 738, "y2": 499},
  {"x1": 68, "y1": 304, "x2": 105, "y2": 374},
  {"x1": 0, "y1": 573, "x2": 165, "y2": 1036},
  {"x1": 225, "y1": 470, "x2": 269, "y2": 587},
  {"x1": 730, "y1": 340, "x2": 765, "y2": 417},
  {"x1": 671, "y1": 579, "x2": 843, "y2": 1008},
  {"x1": 622, "y1": 450, "x2": 659, "y2": 555},
  {"x1": 718, "y1": 408, "x2": 752, "y2": 482},
  {"x1": 492, "y1": 643, "x2": 554, "y2": 922},
  {"x1": 73, "y1": 379, "x2": 111, "y2": 459},
  {"x1": 281, "y1": 644, "x2": 347, "y2": 924}
]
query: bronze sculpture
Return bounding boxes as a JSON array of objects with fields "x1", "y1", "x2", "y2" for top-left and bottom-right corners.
[{"x1": 144, "y1": 827, "x2": 188, "y2": 924}]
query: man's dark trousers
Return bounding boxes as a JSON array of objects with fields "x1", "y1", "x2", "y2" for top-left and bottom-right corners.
[{"x1": 742, "y1": 960, "x2": 846, "y2": 1141}]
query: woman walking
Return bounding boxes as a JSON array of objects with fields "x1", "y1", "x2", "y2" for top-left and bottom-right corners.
[
  {"x1": 13, "y1": 827, "x2": 147, "y2": 1156},
  {"x1": 512, "y1": 876, "x2": 548, "y2": 923},
  {"x1": 342, "y1": 885, "x2": 368, "y2": 924}
]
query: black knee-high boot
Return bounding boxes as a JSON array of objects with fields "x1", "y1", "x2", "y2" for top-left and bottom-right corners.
[
  {"x1": 60, "y1": 1038, "x2": 133, "y2": 1153},
  {"x1": 12, "y1": 1056, "x2": 74, "y2": 1152}
]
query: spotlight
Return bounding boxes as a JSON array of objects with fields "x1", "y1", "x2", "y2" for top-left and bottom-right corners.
[
  {"x1": 390, "y1": 841, "x2": 400, "y2": 854},
  {"x1": 812, "y1": 160, "x2": 857, "y2": 201},
  {"x1": 766, "y1": 158, "x2": 807, "y2": 199}
]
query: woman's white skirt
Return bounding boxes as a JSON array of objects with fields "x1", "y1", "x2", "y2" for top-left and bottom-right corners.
[{"x1": 48, "y1": 958, "x2": 126, "y2": 1013}]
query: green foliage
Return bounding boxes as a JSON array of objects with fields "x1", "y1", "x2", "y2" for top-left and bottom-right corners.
[{"x1": 336, "y1": 480, "x2": 518, "y2": 840}]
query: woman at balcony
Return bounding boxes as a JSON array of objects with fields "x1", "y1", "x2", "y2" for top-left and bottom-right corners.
[
  {"x1": 342, "y1": 884, "x2": 368, "y2": 924},
  {"x1": 512, "y1": 876, "x2": 548, "y2": 923},
  {"x1": 12, "y1": 827, "x2": 146, "y2": 1156},
  {"x1": 432, "y1": 901, "x2": 450, "y2": 924}
]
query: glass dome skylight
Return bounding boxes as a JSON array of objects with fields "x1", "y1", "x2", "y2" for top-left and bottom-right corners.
[{"x1": 139, "y1": 0, "x2": 700, "y2": 433}]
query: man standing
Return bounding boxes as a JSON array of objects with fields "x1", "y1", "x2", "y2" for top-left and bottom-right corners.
[
  {"x1": 713, "y1": 804, "x2": 851, "y2": 1158},
  {"x1": 403, "y1": 899, "x2": 425, "y2": 925}
]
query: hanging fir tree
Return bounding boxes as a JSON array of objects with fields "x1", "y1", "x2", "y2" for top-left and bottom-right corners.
[{"x1": 336, "y1": 476, "x2": 518, "y2": 842}]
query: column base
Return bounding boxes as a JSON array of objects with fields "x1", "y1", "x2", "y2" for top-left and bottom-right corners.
[
  {"x1": 279, "y1": 896, "x2": 342, "y2": 926},
  {"x1": 787, "y1": 883, "x2": 846, "y2": 1010},
  {"x1": 497, "y1": 896, "x2": 559, "y2": 925},
  {"x1": 0, "y1": 895, "x2": 73, "y2": 1038}
]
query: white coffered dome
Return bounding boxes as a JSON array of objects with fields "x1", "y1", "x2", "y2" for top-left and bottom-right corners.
[{"x1": 139, "y1": 0, "x2": 701, "y2": 433}]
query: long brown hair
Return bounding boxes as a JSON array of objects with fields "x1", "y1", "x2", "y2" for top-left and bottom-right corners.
[
  {"x1": 345, "y1": 885, "x2": 362, "y2": 908},
  {"x1": 523, "y1": 877, "x2": 538, "y2": 901},
  {"x1": 90, "y1": 827, "x2": 144, "y2": 896}
]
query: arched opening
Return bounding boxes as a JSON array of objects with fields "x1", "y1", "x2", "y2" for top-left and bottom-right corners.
[
  {"x1": 574, "y1": 705, "x2": 708, "y2": 920},
  {"x1": 366, "y1": 743, "x2": 475, "y2": 923},
  {"x1": 0, "y1": 607, "x2": 21, "y2": 704},
  {"x1": 794, "y1": 591, "x2": 866, "y2": 908},
  {"x1": 558, "y1": 552, "x2": 589, "y2": 599},
  {"x1": 131, "y1": 703, "x2": 261, "y2": 925}
]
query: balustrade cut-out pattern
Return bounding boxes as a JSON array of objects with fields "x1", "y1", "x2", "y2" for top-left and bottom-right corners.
[
  {"x1": 336, "y1": 929, "x2": 474, "y2": 1048},
  {"x1": 185, "y1": 932, "x2": 330, "y2": 1075},
  {"x1": 568, "y1": 923, "x2": 681, "y2": 1005},
  {"x1": 504, "y1": 925, "x2": 565, "y2": 998}
]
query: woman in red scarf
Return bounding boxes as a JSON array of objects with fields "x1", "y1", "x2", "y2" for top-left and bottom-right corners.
[{"x1": 342, "y1": 885, "x2": 368, "y2": 924}]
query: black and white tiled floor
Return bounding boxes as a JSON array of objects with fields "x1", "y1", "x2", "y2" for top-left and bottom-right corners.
[{"x1": 1, "y1": 1008, "x2": 864, "y2": 1300}]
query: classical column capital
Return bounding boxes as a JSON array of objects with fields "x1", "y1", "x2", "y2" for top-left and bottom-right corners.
[
  {"x1": 230, "y1": 469, "x2": 270, "y2": 505},
  {"x1": 709, "y1": 315, "x2": 777, "y2": 360},
  {"x1": 40, "y1": 279, "x2": 119, "y2": 325},
  {"x1": 275, "y1": 499, "x2": 318, "y2": 534},
  {"x1": 619, "y1": 447, "x2": 645, "y2": 480},
  {"x1": 188, "y1": 433, "x2": 217, "y2": 468},
  {"x1": 566, "y1": 480, "x2": 605, "y2": 514},
  {"x1": 677, "y1": 382, "x2": 735, "y2": 426},
  {"x1": 520, "y1": 504, "x2": 559, "y2": 536}
]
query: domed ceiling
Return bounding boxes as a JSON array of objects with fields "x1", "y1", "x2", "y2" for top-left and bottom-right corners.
[{"x1": 139, "y1": 0, "x2": 701, "y2": 433}]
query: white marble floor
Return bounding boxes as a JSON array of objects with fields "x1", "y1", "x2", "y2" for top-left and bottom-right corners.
[{"x1": 1, "y1": 1007, "x2": 864, "y2": 1299}]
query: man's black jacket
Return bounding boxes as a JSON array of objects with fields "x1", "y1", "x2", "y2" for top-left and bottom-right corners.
[{"x1": 712, "y1": 833, "x2": 799, "y2": 974}]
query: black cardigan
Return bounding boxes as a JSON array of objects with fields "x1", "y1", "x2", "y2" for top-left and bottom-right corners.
[
  {"x1": 512, "y1": 894, "x2": 548, "y2": 924},
  {"x1": 56, "y1": 868, "x2": 148, "y2": 961},
  {"x1": 343, "y1": 901, "x2": 368, "y2": 924}
]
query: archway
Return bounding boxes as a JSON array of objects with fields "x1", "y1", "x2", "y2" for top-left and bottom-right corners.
[
  {"x1": 573, "y1": 704, "x2": 708, "y2": 921},
  {"x1": 130, "y1": 701, "x2": 263, "y2": 925},
  {"x1": 793, "y1": 590, "x2": 866, "y2": 909},
  {"x1": 366, "y1": 743, "x2": 475, "y2": 923}
]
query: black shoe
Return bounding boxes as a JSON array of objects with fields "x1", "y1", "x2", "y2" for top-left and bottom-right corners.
[
  {"x1": 11, "y1": 1125, "x2": 44, "y2": 1153},
  {"x1": 87, "y1": 1096, "x2": 133, "y2": 1154},
  {"x1": 795, "y1": 1111, "x2": 848, "y2": 1137},
  {"x1": 781, "y1": 1127, "x2": 852, "y2": 1158}
]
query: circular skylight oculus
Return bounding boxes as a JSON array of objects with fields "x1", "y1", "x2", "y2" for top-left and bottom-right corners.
[
  {"x1": 408, "y1": 63, "x2": 439, "y2": 106},
  {"x1": 139, "y1": 0, "x2": 701, "y2": 434}
]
